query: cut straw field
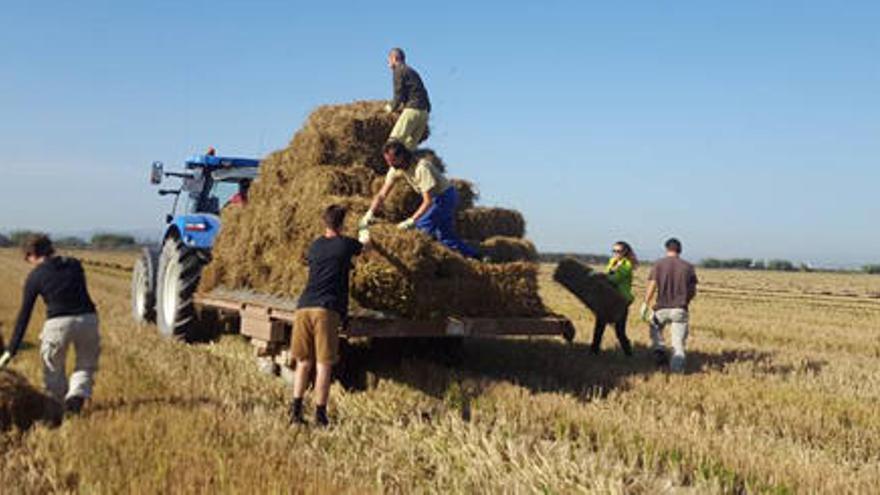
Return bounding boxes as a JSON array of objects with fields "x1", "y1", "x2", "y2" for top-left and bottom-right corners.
[{"x1": 1, "y1": 247, "x2": 879, "y2": 493}]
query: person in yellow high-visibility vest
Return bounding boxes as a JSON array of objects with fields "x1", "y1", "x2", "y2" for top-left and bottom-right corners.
[{"x1": 591, "y1": 241, "x2": 637, "y2": 356}]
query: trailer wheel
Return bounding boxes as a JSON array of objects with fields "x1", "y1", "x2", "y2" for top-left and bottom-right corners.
[
  {"x1": 131, "y1": 252, "x2": 156, "y2": 324},
  {"x1": 156, "y1": 237, "x2": 205, "y2": 342}
]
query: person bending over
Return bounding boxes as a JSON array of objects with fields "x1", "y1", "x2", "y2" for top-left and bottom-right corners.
[
  {"x1": 0, "y1": 235, "x2": 100, "y2": 414},
  {"x1": 361, "y1": 141, "x2": 478, "y2": 259}
]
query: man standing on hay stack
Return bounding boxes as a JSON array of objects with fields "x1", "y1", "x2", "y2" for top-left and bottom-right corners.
[
  {"x1": 641, "y1": 238, "x2": 698, "y2": 373},
  {"x1": 290, "y1": 205, "x2": 370, "y2": 427},
  {"x1": 385, "y1": 47, "x2": 431, "y2": 150},
  {"x1": 361, "y1": 140, "x2": 479, "y2": 259},
  {"x1": 0, "y1": 235, "x2": 100, "y2": 415}
]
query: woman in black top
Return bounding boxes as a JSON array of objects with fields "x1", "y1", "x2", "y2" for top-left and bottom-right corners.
[{"x1": 0, "y1": 235, "x2": 100, "y2": 414}]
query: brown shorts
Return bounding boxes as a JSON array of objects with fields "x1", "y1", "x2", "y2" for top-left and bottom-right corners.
[{"x1": 291, "y1": 308, "x2": 341, "y2": 365}]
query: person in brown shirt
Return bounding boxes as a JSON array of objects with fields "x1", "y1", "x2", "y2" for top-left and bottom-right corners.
[{"x1": 642, "y1": 238, "x2": 698, "y2": 372}]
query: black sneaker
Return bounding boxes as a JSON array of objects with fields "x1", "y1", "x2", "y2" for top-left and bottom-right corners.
[
  {"x1": 653, "y1": 349, "x2": 669, "y2": 367},
  {"x1": 64, "y1": 396, "x2": 85, "y2": 415},
  {"x1": 315, "y1": 407, "x2": 329, "y2": 428},
  {"x1": 289, "y1": 400, "x2": 306, "y2": 426}
]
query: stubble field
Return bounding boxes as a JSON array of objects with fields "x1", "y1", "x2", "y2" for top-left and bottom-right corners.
[{"x1": 1, "y1": 248, "x2": 879, "y2": 493}]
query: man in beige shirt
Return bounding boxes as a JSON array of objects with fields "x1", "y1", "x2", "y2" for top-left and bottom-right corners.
[{"x1": 361, "y1": 140, "x2": 478, "y2": 258}]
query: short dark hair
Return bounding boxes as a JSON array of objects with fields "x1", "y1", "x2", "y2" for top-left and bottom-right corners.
[
  {"x1": 322, "y1": 204, "x2": 347, "y2": 231},
  {"x1": 382, "y1": 140, "x2": 413, "y2": 166},
  {"x1": 23, "y1": 234, "x2": 55, "y2": 259},
  {"x1": 665, "y1": 237, "x2": 682, "y2": 254},
  {"x1": 390, "y1": 47, "x2": 405, "y2": 62}
]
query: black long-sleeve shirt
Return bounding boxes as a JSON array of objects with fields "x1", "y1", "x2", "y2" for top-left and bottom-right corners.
[
  {"x1": 390, "y1": 64, "x2": 431, "y2": 112},
  {"x1": 9, "y1": 256, "x2": 96, "y2": 356}
]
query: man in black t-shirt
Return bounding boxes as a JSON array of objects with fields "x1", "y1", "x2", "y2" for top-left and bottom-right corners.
[
  {"x1": 289, "y1": 205, "x2": 369, "y2": 427},
  {"x1": 0, "y1": 235, "x2": 99, "y2": 414}
]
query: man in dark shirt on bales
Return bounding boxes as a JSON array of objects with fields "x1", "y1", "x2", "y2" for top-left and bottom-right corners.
[
  {"x1": 0, "y1": 235, "x2": 100, "y2": 414},
  {"x1": 385, "y1": 47, "x2": 431, "y2": 150},
  {"x1": 641, "y1": 238, "x2": 698, "y2": 373},
  {"x1": 289, "y1": 205, "x2": 369, "y2": 427}
]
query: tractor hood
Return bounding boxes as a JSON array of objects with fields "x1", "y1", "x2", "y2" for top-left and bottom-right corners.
[{"x1": 170, "y1": 213, "x2": 221, "y2": 249}]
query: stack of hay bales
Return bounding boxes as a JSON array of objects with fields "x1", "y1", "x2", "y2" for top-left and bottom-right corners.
[
  {"x1": 553, "y1": 258, "x2": 628, "y2": 322},
  {"x1": 201, "y1": 101, "x2": 546, "y2": 319},
  {"x1": 0, "y1": 370, "x2": 59, "y2": 431}
]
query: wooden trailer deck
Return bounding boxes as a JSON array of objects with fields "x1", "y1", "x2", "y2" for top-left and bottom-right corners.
[{"x1": 195, "y1": 291, "x2": 576, "y2": 344}]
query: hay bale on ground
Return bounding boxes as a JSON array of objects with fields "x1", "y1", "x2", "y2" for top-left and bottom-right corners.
[
  {"x1": 553, "y1": 258, "x2": 628, "y2": 322},
  {"x1": 201, "y1": 100, "x2": 547, "y2": 319},
  {"x1": 0, "y1": 370, "x2": 60, "y2": 431},
  {"x1": 456, "y1": 207, "x2": 525, "y2": 241},
  {"x1": 480, "y1": 236, "x2": 538, "y2": 263}
]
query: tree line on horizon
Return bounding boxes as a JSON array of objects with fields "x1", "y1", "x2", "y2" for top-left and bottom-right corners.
[
  {"x1": 539, "y1": 252, "x2": 879, "y2": 275},
  {"x1": 0, "y1": 230, "x2": 138, "y2": 250}
]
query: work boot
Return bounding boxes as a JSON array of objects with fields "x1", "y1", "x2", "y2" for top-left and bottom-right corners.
[
  {"x1": 653, "y1": 349, "x2": 669, "y2": 367},
  {"x1": 64, "y1": 396, "x2": 85, "y2": 416},
  {"x1": 315, "y1": 405, "x2": 329, "y2": 428},
  {"x1": 289, "y1": 398, "x2": 306, "y2": 425}
]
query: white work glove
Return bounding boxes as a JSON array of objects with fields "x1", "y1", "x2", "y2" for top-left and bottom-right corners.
[
  {"x1": 358, "y1": 210, "x2": 375, "y2": 229},
  {"x1": 639, "y1": 302, "x2": 651, "y2": 322},
  {"x1": 383, "y1": 103, "x2": 393, "y2": 114},
  {"x1": 0, "y1": 351, "x2": 12, "y2": 369},
  {"x1": 358, "y1": 227, "x2": 371, "y2": 244},
  {"x1": 397, "y1": 218, "x2": 415, "y2": 230}
]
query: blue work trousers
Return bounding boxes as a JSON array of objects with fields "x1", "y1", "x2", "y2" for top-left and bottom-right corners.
[{"x1": 415, "y1": 187, "x2": 479, "y2": 259}]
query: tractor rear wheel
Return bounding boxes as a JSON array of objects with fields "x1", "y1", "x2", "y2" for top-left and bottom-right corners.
[
  {"x1": 156, "y1": 237, "x2": 205, "y2": 342},
  {"x1": 131, "y1": 253, "x2": 156, "y2": 324}
]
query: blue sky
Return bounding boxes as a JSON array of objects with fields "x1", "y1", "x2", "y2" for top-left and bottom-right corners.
[{"x1": 1, "y1": 1, "x2": 878, "y2": 266}]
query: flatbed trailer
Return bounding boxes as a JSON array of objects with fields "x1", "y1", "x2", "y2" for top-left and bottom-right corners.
[{"x1": 195, "y1": 291, "x2": 575, "y2": 372}]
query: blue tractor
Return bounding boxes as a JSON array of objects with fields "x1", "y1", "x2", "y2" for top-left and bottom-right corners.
[{"x1": 131, "y1": 154, "x2": 260, "y2": 340}]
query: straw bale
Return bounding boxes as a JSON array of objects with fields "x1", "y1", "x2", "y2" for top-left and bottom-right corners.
[
  {"x1": 552, "y1": 258, "x2": 628, "y2": 322},
  {"x1": 288, "y1": 101, "x2": 398, "y2": 172},
  {"x1": 480, "y1": 236, "x2": 538, "y2": 263},
  {"x1": 456, "y1": 207, "x2": 525, "y2": 241},
  {"x1": 202, "y1": 100, "x2": 546, "y2": 319},
  {"x1": 0, "y1": 370, "x2": 59, "y2": 431},
  {"x1": 351, "y1": 226, "x2": 545, "y2": 318}
]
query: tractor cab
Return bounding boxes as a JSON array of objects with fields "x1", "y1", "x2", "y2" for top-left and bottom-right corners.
[
  {"x1": 153, "y1": 155, "x2": 259, "y2": 213},
  {"x1": 150, "y1": 154, "x2": 259, "y2": 248},
  {"x1": 179, "y1": 155, "x2": 259, "y2": 214}
]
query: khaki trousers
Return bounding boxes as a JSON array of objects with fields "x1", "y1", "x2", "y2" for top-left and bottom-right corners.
[
  {"x1": 388, "y1": 108, "x2": 429, "y2": 150},
  {"x1": 649, "y1": 308, "x2": 689, "y2": 372},
  {"x1": 40, "y1": 313, "x2": 100, "y2": 401}
]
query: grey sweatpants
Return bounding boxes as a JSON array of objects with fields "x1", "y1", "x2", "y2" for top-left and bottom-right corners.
[
  {"x1": 649, "y1": 308, "x2": 689, "y2": 373},
  {"x1": 40, "y1": 313, "x2": 100, "y2": 402}
]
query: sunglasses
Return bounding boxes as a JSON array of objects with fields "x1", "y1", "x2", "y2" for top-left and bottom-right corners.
[{"x1": 612, "y1": 249, "x2": 624, "y2": 254}]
